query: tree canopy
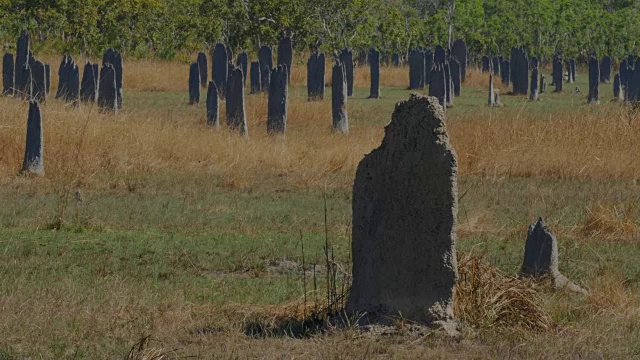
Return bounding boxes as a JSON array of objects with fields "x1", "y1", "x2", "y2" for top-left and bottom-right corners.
[{"x1": 1, "y1": 0, "x2": 640, "y2": 61}]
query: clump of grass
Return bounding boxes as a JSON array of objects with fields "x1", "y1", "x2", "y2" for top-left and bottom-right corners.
[
  {"x1": 586, "y1": 269, "x2": 636, "y2": 312},
  {"x1": 124, "y1": 336, "x2": 175, "y2": 360},
  {"x1": 580, "y1": 202, "x2": 640, "y2": 241},
  {"x1": 454, "y1": 252, "x2": 554, "y2": 331}
]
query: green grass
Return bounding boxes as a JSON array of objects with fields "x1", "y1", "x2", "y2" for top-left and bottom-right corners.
[{"x1": 1, "y1": 68, "x2": 639, "y2": 358}]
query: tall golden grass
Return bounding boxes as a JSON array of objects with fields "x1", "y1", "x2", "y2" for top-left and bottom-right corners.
[
  {"x1": 123, "y1": 58, "x2": 410, "y2": 91},
  {"x1": 1, "y1": 61, "x2": 640, "y2": 194},
  {"x1": 453, "y1": 105, "x2": 640, "y2": 181},
  {"x1": 0, "y1": 93, "x2": 378, "y2": 192}
]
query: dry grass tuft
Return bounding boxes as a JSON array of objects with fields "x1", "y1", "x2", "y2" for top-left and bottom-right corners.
[
  {"x1": 454, "y1": 253, "x2": 554, "y2": 331},
  {"x1": 580, "y1": 202, "x2": 640, "y2": 240},
  {"x1": 124, "y1": 336, "x2": 174, "y2": 360},
  {"x1": 586, "y1": 270, "x2": 636, "y2": 312}
]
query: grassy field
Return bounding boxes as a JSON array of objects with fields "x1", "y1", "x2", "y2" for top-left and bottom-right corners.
[{"x1": 1, "y1": 58, "x2": 640, "y2": 358}]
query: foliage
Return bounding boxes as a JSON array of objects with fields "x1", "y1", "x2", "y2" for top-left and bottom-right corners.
[{"x1": 2, "y1": 0, "x2": 640, "y2": 60}]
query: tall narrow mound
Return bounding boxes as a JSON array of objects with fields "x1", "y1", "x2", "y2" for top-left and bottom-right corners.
[
  {"x1": 347, "y1": 94, "x2": 458, "y2": 327},
  {"x1": 22, "y1": 101, "x2": 44, "y2": 176}
]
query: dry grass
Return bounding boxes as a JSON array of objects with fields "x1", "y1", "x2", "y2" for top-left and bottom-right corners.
[
  {"x1": 2, "y1": 268, "x2": 636, "y2": 359},
  {"x1": 126, "y1": 60, "x2": 189, "y2": 92},
  {"x1": 2, "y1": 68, "x2": 640, "y2": 194},
  {"x1": 586, "y1": 269, "x2": 637, "y2": 312},
  {"x1": 454, "y1": 252, "x2": 553, "y2": 331},
  {"x1": 580, "y1": 202, "x2": 640, "y2": 240},
  {"x1": 0, "y1": 96, "x2": 378, "y2": 193},
  {"x1": 124, "y1": 337, "x2": 174, "y2": 360},
  {"x1": 123, "y1": 57, "x2": 410, "y2": 92},
  {"x1": 353, "y1": 63, "x2": 409, "y2": 89},
  {"x1": 452, "y1": 105, "x2": 640, "y2": 181},
  {"x1": 461, "y1": 70, "x2": 492, "y2": 88}
]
